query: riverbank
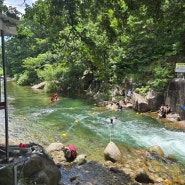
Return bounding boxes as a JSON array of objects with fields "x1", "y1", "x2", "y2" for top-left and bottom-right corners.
[
  {"x1": 104, "y1": 97, "x2": 185, "y2": 132},
  {"x1": 62, "y1": 102, "x2": 185, "y2": 184},
  {"x1": 51, "y1": 139, "x2": 185, "y2": 185},
  {"x1": 39, "y1": 105, "x2": 185, "y2": 184},
  {"x1": 146, "y1": 111, "x2": 185, "y2": 131},
  {"x1": 2, "y1": 82, "x2": 185, "y2": 185},
  {"x1": 1, "y1": 138, "x2": 185, "y2": 185}
]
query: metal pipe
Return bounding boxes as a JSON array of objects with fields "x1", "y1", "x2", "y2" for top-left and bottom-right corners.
[
  {"x1": 0, "y1": 76, "x2": 1, "y2": 102},
  {"x1": 1, "y1": 29, "x2": 9, "y2": 162}
]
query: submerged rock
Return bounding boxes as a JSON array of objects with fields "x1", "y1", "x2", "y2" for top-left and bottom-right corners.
[{"x1": 148, "y1": 145, "x2": 165, "y2": 158}]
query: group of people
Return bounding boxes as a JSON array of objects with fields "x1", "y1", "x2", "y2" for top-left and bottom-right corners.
[
  {"x1": 158, "y1": 104, "x2": 171, "y2": 118},
  {"x1": 110, "y1": 89, "x2": 133, "y2": 111}
]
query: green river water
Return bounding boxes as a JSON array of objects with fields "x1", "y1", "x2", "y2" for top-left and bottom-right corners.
[{"x1": 1, "y1": 81, "x2": 185, "y2": 165}]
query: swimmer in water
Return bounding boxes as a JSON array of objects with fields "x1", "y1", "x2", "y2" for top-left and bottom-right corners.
[{"x1": 110, "y1": 117, "x2": 117, "y2": 125}]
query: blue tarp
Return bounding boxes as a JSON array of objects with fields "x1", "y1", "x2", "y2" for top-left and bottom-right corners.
[{"x1": 182, "y1": 105, "x2": 185, "y2": 110}]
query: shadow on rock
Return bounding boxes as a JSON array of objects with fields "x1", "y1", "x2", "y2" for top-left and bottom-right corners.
[{"x1": 59, "y1": 161, "x2": 138, "y2": 185}]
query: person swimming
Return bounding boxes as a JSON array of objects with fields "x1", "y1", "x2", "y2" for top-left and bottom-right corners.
[
  {"x1": 50, "y1": 93, "x2": 58, "y2": 102},
  {"x1": 110, "y1": 117, "x2": 118, "y2": 125}
]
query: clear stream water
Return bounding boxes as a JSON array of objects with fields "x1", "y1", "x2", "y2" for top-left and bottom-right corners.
[{"x1": 1, "y1": 81, "x2": 185, "y2": 164}]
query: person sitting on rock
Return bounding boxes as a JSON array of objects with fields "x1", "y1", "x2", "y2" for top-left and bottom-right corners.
[
  {"x1": 116, "y1": 101, "x2": 123, "y2": 111},
  {"x1": 165, "y1": 105, "x2": 171, "y2": 114},
  {"x1": 127, "y1": 90, "x2": 132, "y2": 97},
  {"x1": 158, "y1": 107, "x2": 166, "y2": 118},
  {"x1": 160, "y1": 104, "x2": 165, "y2": 112},
  {"x1": 62, "y1": 145, "x2": 77, "y2": 162}
]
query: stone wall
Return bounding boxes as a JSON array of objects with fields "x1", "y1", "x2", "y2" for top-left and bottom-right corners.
[{"x1": 164, "y1": 78, "x2": 185, "y2": 120}]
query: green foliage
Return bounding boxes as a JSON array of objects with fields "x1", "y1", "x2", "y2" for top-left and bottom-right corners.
[
  {"x1": 17, "y1": 71, "x2": 38, "y2": 86},
  {"x1": 0, "y1": 67, "x2": 3, "y2": 76},
  {"x1": 44, "y1": 81, "x2": 60, "y2": 93},
  {"x1": 58, "y1": 62, "x2": 86, "y2": 93},
  {"x1": 37, "y1": 64, "x2": 60, "y2": 81},
  {"x1": 23, "y1": 53, "x2": 49, "y2": 71},
  {"x1": 148, "y1": 62, "x2": 169, "y2": 91},
  {"x1": 150, "y1": 79, "x2": 168, "y2": 91},
  {"x1": 4, "y1": 0, "x2": 185, "y2": 94},
  {"x1": 20, "y1": 52, "x2": 57, "y2": 84},
  {"x1": 135, "y1": 86, "x2": 150, "y2": 95}
]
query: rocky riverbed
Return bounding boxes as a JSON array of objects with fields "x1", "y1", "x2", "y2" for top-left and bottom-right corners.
[
  {"x1": 52, "y1": 103, "x2": 185, "y2": 185},
  {"x1": 1, "y1": 104, "x2": 185, "y2": 185},
  {"x1": 47, "y1": 141, "x2": 185, "y2": 185},
  {"x1": 1, "y1": 131, "x2": 185, "y2": 185}
]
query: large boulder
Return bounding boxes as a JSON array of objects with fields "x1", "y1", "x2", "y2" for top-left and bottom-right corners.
[
  {"x1": 104, "y1": 142, "x2": 122, "y2": 162},
  {"x1": 23, "y1": 147, "x2": 61, "y2": 185},
  {"x1": 165, "y1": 78, "x2": 185, "y2": 120},
  {"x1": 145, "y1": 90, "x2": 164, "y2": 111},
  {"x1": 0, "y1": 144, "x2": 61, "y2": 185},
  {"x1": 132, "y1": 93, "x2": 149, "y2": 112},
  {"x1": 31, "y1": 82, "x2": 47, "y2": 89}
]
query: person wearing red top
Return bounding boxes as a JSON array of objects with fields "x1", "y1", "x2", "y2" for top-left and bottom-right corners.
[
  {"x1": 53, "y1": 93, "x2": 58, "y2": 100},
  {"x1": 50, "y1": 96, "x2": 55, "y2": 102},
  {"x1": 62, "y1": 145, "x2": 77, "y2": 162},
  {"x1": 19, "y1": 143, "x2": 27, "y2": 148},
  {"x1": 50, "y1": 93, "x2": 58, "y2": 102}
]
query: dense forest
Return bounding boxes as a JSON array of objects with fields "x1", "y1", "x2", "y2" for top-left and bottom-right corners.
[{"x1": 1, "y1": 0, "x2": 185, "y2": 96}]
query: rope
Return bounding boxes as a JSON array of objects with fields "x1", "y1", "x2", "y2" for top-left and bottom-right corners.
[
  {"x1": 65, "y1": 123, "x2": 75, "y2": 134},
  {"x1": 61, "y1": 120, "x2": 79, "y2": 139},
  {"x1": 109, "y1": 118, "x2": 114, "y2": 142},
  {"x1": 109, "y1": 124, "x2": 112, "y2": 142}
]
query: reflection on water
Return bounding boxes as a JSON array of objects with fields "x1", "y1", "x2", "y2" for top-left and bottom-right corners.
[{"x1": 0, "y1": 82, "x2": 185, "y2": 164}]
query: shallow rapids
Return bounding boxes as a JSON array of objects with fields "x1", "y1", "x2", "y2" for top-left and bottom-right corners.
[{"x1": 0, "y1": 81, "x2": 185, "y2": 164}]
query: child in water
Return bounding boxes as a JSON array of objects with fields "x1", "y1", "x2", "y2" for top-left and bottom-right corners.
[{"x1": 50, "y1": 93, "x2": 58, "y2": 102}]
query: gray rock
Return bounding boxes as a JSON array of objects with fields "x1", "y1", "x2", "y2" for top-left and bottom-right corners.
[
  {"x1": 23, "y1": 151, "x2": 61, "y2": 185},
  {"x1": 132, "y1": 93, "x2": 149, "y2": 112},
  {"x1": 74, "y1": 154, "x2": 87, "y2": 165},
  {"x1": 104, "y1": 142, "x2": 121, "y2": 162},
  {"x1": 148, "y1": 145, "x2": 165, "y2": 157},
  {"x1": 0, "y1": 144, "x2": 61, "y2": 185},
  {"x1": 165, "y1": 78, "x2": 185, "y2": 120},
  {"x1": 46, "y1": 142, "x2": 65, "y2": 153}
]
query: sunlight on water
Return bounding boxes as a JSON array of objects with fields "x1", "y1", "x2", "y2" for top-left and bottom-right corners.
[{"x1": 1, "y1": 81, "x2": 185, "y2": 164}]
